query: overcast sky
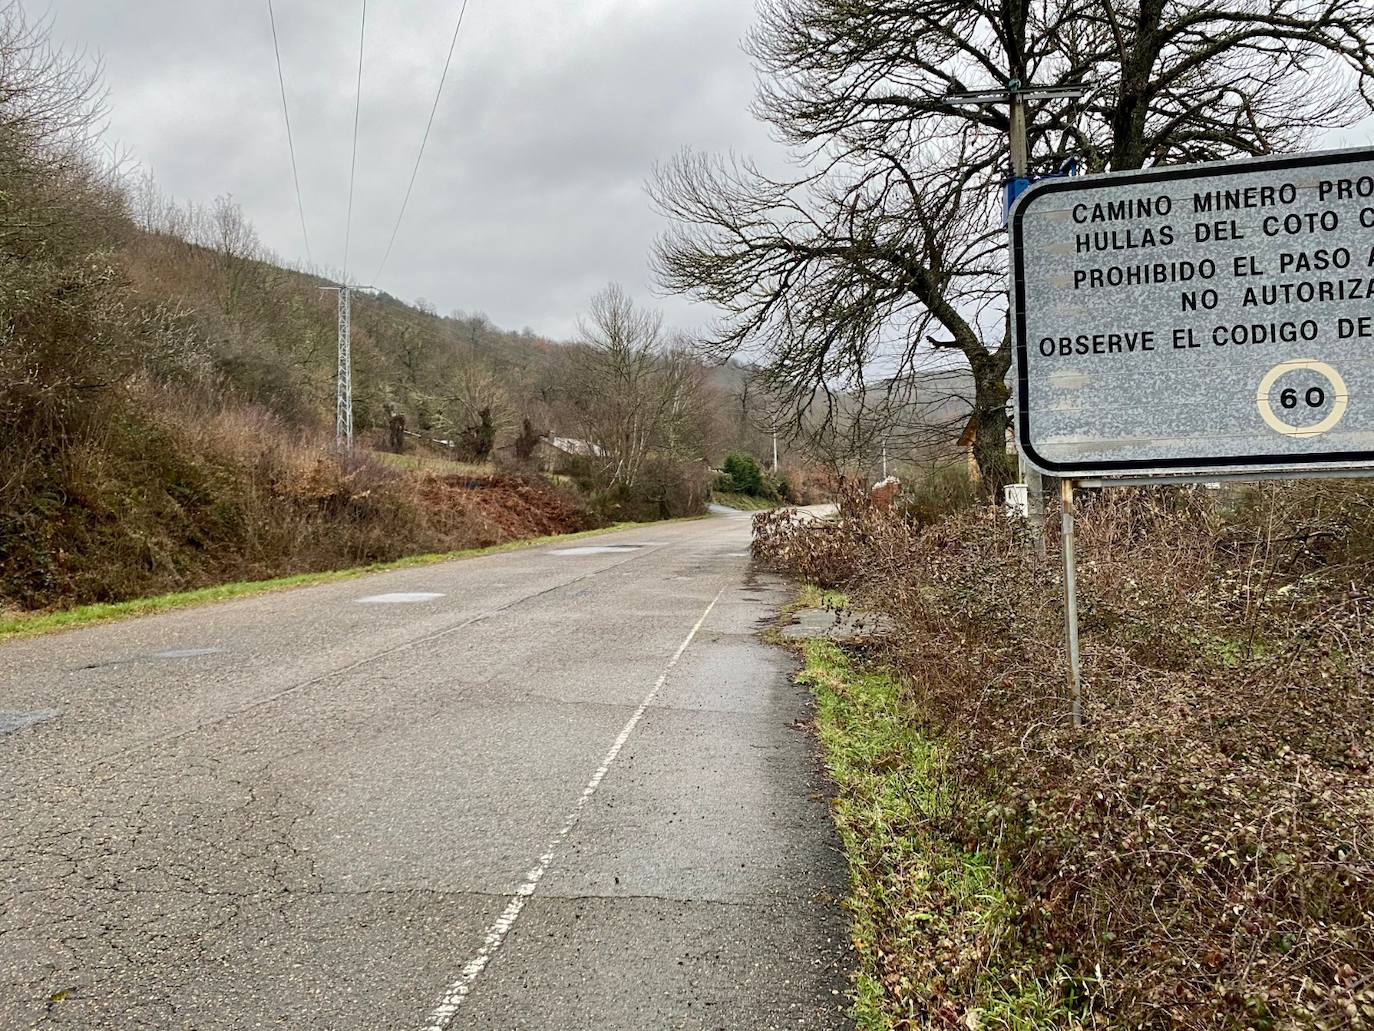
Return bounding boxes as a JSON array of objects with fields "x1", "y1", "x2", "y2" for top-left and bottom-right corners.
[
  {"x1": 42, "y1": 1, "x2": 1374, "y2": 341},
  {"x1": 44, "y1": 0, "x2": 783, "y2": 338}
]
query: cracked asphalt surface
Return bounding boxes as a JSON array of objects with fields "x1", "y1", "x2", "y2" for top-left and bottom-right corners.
[{"x1": 0, "y1": 511, "x2": 853, "y2": 1030}]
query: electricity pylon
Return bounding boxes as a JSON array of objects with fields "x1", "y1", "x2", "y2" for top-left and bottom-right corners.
[{"x1": 322, "y1": 283, "x2": 371, "y2": 447}]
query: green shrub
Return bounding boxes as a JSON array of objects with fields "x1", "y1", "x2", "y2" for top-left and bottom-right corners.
[
  {"x1": 718, "y1": 452, "x2": 769, "y2": 497},
  {"x1": 588, "y1": 458, "x2": 710, "y2": 522},
  {"x1": 766, "y1": 470, "x2": 796, "y2": 504}
]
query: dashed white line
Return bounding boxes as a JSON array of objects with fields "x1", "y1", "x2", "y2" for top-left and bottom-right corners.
[{"x1": 420, "y1": 586, "x2": 726, "y2": 1031}]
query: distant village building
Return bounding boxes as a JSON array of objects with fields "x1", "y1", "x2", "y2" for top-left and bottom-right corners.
[
  {"x1": 870, "y1": 476, "x2": 901, "y2": 511},
  {"x1": 506, "y1": 435, "x2": 607, "y2": 473},
  {"x1": 546, "y1": 436, "x2": 605, "y2": 459}
]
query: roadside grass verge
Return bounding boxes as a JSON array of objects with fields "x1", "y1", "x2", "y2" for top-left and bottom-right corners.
[
  {"x1": 795, "y1": 584, "x2": 848, "y2": 611},
  {"x1": 797, "y1": 635, "x2": 1074, "y2": 1030},
  {"x1": 0, "y1": 519, "x2": 697, "y2": 644},
  {"x1": 711, "y1": 490, "x2": 777, "y2": 512}
]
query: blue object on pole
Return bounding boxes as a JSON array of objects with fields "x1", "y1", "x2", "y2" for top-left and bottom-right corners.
[
  {"x1": 1003, "y1": 160, "x2": 1082, "y2": 225},
  {"x1": 1004, "y1": 177, "x2": 1034, "y2": 217}
]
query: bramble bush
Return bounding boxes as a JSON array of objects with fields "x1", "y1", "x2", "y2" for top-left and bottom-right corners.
[{"x1": 756, "y1": 483, "x2": 1374, "y2": 1029}]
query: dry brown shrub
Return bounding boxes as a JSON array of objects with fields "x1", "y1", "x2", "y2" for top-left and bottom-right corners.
[
  {"x1": 757, "y1": 483, "x2": 1374, "y2": 1029},
  {"x1": 418, "y1": 473, "x2": 594, "y2": 541},
  {"x1": 1, "y1": 385, "x2": 599, "y2": 610}
]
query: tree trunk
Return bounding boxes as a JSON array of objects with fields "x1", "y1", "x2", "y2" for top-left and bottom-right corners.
[{"x1": 969, "y1": 354, "x2": 1013, "y2": 499}]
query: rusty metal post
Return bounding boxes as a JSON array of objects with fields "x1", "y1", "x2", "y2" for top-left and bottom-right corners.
[{"x1": 1061, "y1": 478, "x2": 1083, "y2": 728}]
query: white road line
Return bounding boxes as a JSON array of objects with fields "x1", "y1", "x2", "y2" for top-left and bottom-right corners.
[{"x1": 420, "y1": 586, "x2": 726, "y2": 1031}]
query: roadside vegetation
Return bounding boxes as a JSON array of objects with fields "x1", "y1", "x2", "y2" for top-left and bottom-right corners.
[
  {"x1": 711, "y1": 491, "x2": 776, "y2": 512},
  {"x1": 0, "y1": 5, "x2": 806, "y2": 618},
  {"x1": 711, "y1": 452, "x2": 794, "y2": 510},
  {"x1": 799, "y1": 639, "x2": 1072, "y2": 1029},
  {"x1": 898, "y1": 465, "x2": 979, "y2": 527},
  {"x1": 760, "y1": 480, "x2": 1374, "y2": 1029}
]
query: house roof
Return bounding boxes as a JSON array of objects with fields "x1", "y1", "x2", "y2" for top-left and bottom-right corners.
[{"x1": 544, "y1": 435, "x2": 606, "y2": 458}]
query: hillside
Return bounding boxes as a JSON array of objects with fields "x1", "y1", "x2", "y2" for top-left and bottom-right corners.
[
  {"x1": 3, "y1": 177, "x2": 758, "y2": 612},
  {"x1": 122, "y1": 193, "x2": 575, "y2": 446},
  {"x1": 2, "y1": 79, "x2": 767, "y2": 616}
]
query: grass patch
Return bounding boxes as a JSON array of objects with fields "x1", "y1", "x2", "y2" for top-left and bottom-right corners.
[
  {"x1": 0, "y1": 518, "x2": 696, "y2": 644},
  {"x1": 796, "y1": 584, "x2": 849, "y2": 610},
  {"x1": 797, "y1": 636, "x2": 1073, "y2": 1030},
  {"x1": 711, "y1": 490, "x2": 777, "y2": 512},
  {"x1": 369, "y1": 449, "x2": 495, "y2": 478}
]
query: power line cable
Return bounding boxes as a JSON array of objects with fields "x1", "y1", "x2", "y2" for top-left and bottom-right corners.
[
  {"x1": 266, "y1": 0, "x2": 313, "y2": 267},
  {"x1": 342, "y1": 0, "x2": 368, "y2": 283},
  {"x1": 372, "y1": 0, "x2": 473, "y2": 284}
]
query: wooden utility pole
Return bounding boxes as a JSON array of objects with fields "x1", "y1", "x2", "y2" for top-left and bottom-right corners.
[{"x1": 944, "y1": 80, "x2": 1090, "y2": 558}]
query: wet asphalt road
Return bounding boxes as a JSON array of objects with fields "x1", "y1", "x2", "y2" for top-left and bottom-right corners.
[{"x1": 0, "y1": 511, "x2": 853, "y2": 1030}]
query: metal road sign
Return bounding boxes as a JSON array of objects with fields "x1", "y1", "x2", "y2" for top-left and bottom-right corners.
[{"x1": 1010, "y1": 147, "x2": 1374, "y2": 479}]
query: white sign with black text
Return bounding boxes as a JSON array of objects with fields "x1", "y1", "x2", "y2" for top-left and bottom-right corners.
[{"x1": 1011, "y1": 148, "x2": 1374, "y2": 479}]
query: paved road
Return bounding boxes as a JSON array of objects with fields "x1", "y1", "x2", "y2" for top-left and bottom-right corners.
[{"x1": 0, "y1": 511, "x2": 852, "y2": 1030}]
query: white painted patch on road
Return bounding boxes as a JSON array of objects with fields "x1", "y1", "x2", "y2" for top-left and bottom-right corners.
[
  {"x1": 420, "y1": 586, "x2": 726, "y2": 1031},
  {"x1": 548, "y1": 546, "x2": 638, "y2": 556},
  {"x1": 549, "y1": 542, "x2": 668, "y2": 557},
  {"x1": 153, "y1": 648, "x2": 225, "y2": 659},
  {"x1": 355, "y1": 593, "x2": 446, "y2": 605},
  {"x1": 0, "y1": 710, "x2": 60, "y2": 736}
]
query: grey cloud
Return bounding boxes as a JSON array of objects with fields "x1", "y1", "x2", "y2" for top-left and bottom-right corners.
[
  {"x1": 46, "y1": 1, "x2": 1369, "y2": 340},
  {"x1": 47, "y1": 0, "x2": 779, "y2": 336}
]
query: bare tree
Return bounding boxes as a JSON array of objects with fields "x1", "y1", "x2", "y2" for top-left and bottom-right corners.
[
  {"x1": 0, "y1": 0, "x2": 114, "y2": 256},
  {"x1": 439, "y1": 365, "x2": 513, "y2": 456},
  {"x1": 208, "y1": 194, "x2": 261, "y2": 311},
  {"x1": 652, "y1": 0, "x2": 1374, "y2": 494},
  {"x1": 574, "y1": 285, "x2": 703, "y2": 489},
  {"x1": 0, "y1": 0, "x2": 124, "y2": 458},
  {"x1": 393, "y1": 323, "x2": 430, "y2": 387},
  {"x1": 0, "y1": 2, "x2": 106, "y2": 159},
  {"x1": 452, "y1": 311, "x2": 493, "y2": 352},
  {"x1": 658, "y1": 335, "x2": 712, "y2": 460}
]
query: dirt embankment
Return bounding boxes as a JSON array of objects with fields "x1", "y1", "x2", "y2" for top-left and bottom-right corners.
[
  {"x1": 1, "y1": 395, "x2": 601, "y2": 615},
  {"x1": 419, "y1": 474, "x2": 594, "y2": 543}
]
